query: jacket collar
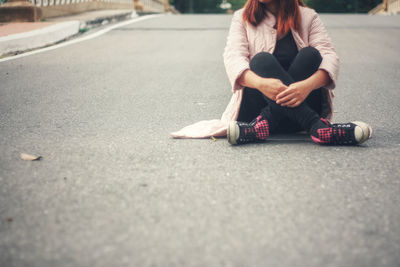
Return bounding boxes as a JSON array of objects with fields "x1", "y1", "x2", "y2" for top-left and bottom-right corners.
[
  {"x1": 261, "y1": 9, "x2": 306, "y2": 49},
  {"x1": 262, "y1": 10, "x2": 276, "y2": 28}
]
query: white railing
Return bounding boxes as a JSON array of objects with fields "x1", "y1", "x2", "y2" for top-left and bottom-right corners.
[
  {"x1": 30, "y1": 0, "x2": 133, "y2": 7},
  {"x1": 28, "y1": 0, "x2": 168, "y2": 12},
  {"x1": 387, "y1": 0, "x2": 400, "y2": 12},
  {"x1": 139, "y1": 0, "x2": 165, "y2": 12},
  {"x1": 369, "y1": 0, "x2": 400, "y2": 14}
]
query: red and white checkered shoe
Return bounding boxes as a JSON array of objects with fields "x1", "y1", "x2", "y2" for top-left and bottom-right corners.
[
  {"x1": 227, "y1": 115, "x2": 270, "y2": 145},
  {"x1": 311, "y1": 118, "x2": 372, "y2": 145}
]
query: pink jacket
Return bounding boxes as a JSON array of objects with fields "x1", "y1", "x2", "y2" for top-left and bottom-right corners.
[{"x1": 171, "y1": 6, "x2": 339, "y2": 138}]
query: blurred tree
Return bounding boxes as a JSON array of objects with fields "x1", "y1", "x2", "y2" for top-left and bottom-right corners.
[
  {"x1": 169, "y1": 0, "x2": 381, "y2": 13},
  {"x1": 230, "y1": 0, "x2": 247, "y2": 10},
  {"x1": 169, "y1": 0, "x2": 246, "y2": 13},
  {"x1": 303, "y1": 0, "x2": 381, "y2": 13}
]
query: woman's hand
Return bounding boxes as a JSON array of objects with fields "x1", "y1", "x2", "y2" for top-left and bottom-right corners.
[
  {"x1": 275, "y1": 81, "x2": 312, "y2": 108},
  {"x1": 238, "y1": 71, "x2": 287, "y2": 101},
  {"x1": 275, "y1": 70, "x2": 331, "y2": 108},
  {"x1": 258, "y1": 78, "x2": 288, "y2": 101}
]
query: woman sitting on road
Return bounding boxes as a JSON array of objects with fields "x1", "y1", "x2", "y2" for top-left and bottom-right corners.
[{"x1": 171, "y1": 0, "x2": 372, "y2": 146}]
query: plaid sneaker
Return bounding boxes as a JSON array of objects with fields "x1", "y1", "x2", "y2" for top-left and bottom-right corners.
[
  {"x1": 227, "y1": 115, "x2": 270, "y2": 145},
  {"x1": 310, "y1": 118, "x2": 372, "y2": 145}
]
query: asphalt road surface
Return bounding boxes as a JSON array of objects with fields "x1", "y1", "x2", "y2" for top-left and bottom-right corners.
[{"x1": 1, "y1": 14, "x2": 400, "y2": 267}]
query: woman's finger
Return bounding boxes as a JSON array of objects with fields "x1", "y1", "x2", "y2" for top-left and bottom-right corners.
[
  {"x1": 276, "y1": 93, "x2": 295, "y2": 104},
  {"x1": 281, "y1": 98, "x2": 298, "y2": 107},
  {"x1": 276, "y1": 88, "x2": 292, "y2": 100},
  {"x1": 288, "y1": 101, "x2": 302, "y2": 108}
]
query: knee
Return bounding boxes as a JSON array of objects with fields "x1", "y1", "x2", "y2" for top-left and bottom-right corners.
[
  {"x1": 298, "y1": 46, "x2": 322, "y2": 63},
  {"x1": 250, "y1": 52, "x2": 279, "y2": 72}
]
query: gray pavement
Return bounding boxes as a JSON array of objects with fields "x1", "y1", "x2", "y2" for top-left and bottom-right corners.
[{"x1": 0, "y1": 14, "x2": 400, "y2": 267}]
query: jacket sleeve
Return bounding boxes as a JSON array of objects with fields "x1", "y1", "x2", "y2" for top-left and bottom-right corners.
[
  {"x1": 223, "y1": 11, "x2": 250, "y2": 92},
  {"x1": 308, "y1": 12, "x2": 339, "y2": 90}
]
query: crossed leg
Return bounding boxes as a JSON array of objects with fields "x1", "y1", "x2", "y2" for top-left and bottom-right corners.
[
  {"x1": 238, "y1": 47, "x2": 323, "y2": 133},
  {"x1": 231, "y1": 47, "x2": 372, "y2": 145}
]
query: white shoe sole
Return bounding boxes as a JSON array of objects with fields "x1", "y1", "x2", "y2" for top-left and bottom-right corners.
[
  {"x1": 227, "y1": 121, "x2": 239, "y2": 145},
  {"x1": 352, "y1": 121, "x2": 372, "y2": 144}
]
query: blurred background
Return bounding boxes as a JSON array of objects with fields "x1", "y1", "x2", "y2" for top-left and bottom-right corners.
[
  {"x1": 0, "y1": 0, "x2": 396, "y2": 25},
  {"x1": 169, "y1": 0, "x2": 384, "y2": 14}
]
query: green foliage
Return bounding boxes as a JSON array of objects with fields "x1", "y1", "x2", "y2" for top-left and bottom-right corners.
[
  {"x1": 0, "y1": 0, "x2": 8, "y2": 5},
  {"x1": 169, "y1": 0, "x2": 246, "y2": 13},
  {"x1": 79, "y1": 27, "x2": 90, "y2": 34},
  {"x1": 230, "y1": 0, "x2": 247, "y2": 10},
  {"x1": 169, "y1": 0, "x2": 380, "y2": 13},
  {"x1": 303, "y1": 0, "x2": 381, "y2": 13}
]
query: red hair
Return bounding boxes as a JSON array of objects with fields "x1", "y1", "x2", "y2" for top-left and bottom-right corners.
[{"x1": 242, "y1": 0, "x2": 306, "y2": 36}]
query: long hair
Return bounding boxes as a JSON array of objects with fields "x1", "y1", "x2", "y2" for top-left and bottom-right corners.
[{"x1": 242, "y1": 0, "x2": 306, "y2": 36}]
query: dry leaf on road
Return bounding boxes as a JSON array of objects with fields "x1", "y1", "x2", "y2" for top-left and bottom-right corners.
[{"x1": 20, "y1": 153, "x2": 42, "y2": 161}]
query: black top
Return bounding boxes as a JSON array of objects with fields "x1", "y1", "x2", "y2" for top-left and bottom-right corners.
[{"x1": 273, "y1": 30, "x2": 298, "y2": 71}]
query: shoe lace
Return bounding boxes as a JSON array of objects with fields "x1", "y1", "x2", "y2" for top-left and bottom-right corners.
[
  {"x1": 238, "y1": 122, "x2": 257, "y2": 142},
  {"x1": 238, "y1": 116, "x2": 269, "y2": 142},
  {"x1": 331, "y1": 124, "x2": 356, "y2": 145}
]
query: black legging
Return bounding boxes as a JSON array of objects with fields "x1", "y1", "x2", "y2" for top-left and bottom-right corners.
[{"x1": 237, "y1": 47, "x2": 323, "y2": 133}]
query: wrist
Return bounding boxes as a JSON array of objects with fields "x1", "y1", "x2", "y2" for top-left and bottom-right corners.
[
  {"x1": 299, "y1": 80, "x2": 314, "y2": 94},
  {"x1": 255, "y1": 77, "x2": 265, "y2": 91}
]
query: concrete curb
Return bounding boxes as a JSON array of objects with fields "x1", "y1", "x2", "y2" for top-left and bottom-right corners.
[
  {"x1": 0, "y1": 10, "x2": 138, "y2": 57},
  {"x1": 80, "y1": 11, "x2": 137, "y2": 28},
  {"x1": 0, "y1": 21, "x2": 80, "y2": 56},
  {"x1": 0, "y1": 14, "x2": 160, "y2": 63}
]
